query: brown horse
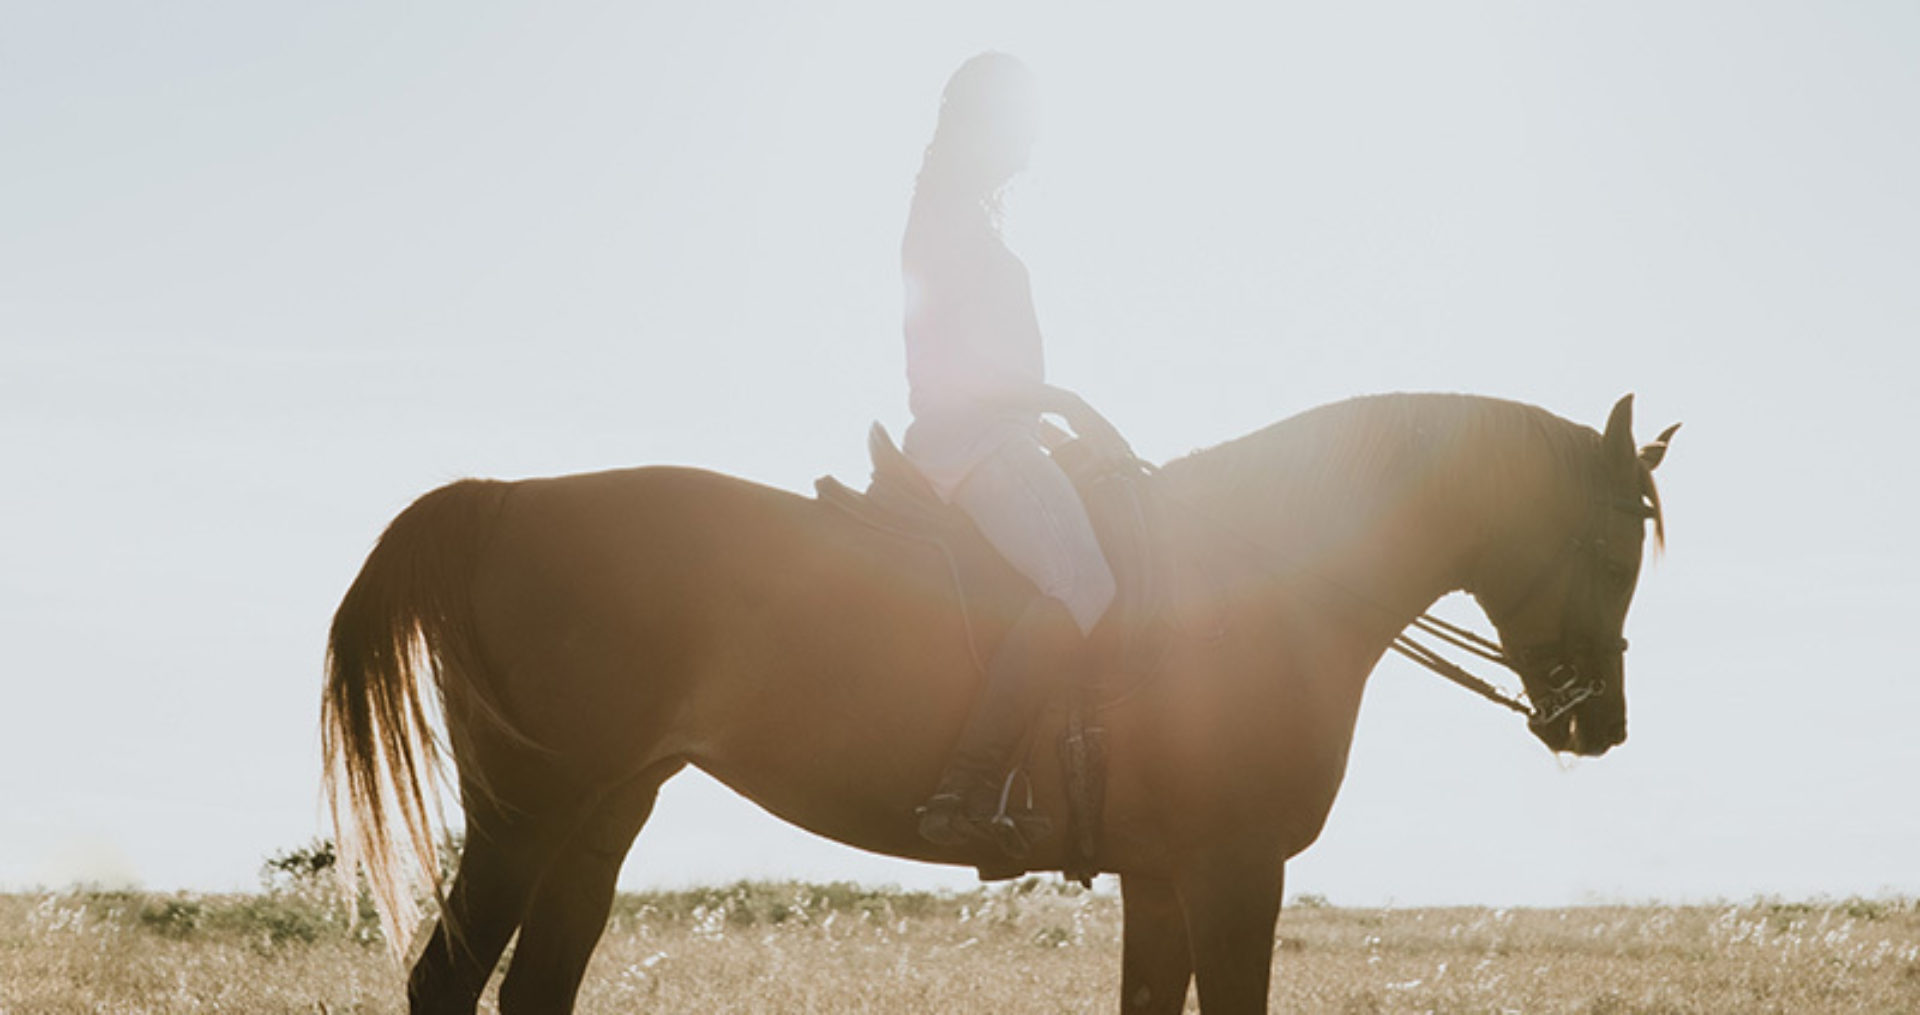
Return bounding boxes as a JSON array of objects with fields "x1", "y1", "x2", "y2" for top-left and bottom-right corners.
[{"x1": 323, "y1": 391, "x2": 1674, "y2": 1014}]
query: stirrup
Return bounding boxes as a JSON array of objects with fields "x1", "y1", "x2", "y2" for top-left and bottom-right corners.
[
  {"x1": 916, "y1": 771, "x2": 1053, "y2": 856},
  {"x1": 987, "y1": 769, "x2": 1051, "y2": 859},
  {"x1": 988, "y1": 811, "x2": 1054, "y2": 859}
]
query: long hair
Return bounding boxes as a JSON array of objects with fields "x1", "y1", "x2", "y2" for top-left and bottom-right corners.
[
  {"x1": 909, "y1": 52, "x2": 1037, "y2": 231},
  {"x1": 322, "y1": 478, "x2": 531, "y2": 956}
]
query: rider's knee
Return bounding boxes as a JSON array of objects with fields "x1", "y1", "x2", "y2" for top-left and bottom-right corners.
[{"x1": 1056, "y1": 558, "x2": 1116, "y2": 636}]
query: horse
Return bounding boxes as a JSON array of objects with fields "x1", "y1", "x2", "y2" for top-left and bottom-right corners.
[{"x1": 323, "y1": 391, "x2": 1675, "y2": 1014}]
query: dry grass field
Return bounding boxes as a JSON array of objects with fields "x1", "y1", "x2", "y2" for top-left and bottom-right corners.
[{"x1": 3, "y1": 880, "x2": 1917, "y2": 1014}]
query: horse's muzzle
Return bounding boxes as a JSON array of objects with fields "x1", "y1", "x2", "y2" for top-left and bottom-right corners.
[
  {"x1": 1537, "y1": 710, "x2": 1626, "y2": 757},
  {"x1": 1529, "y1": 712, "x2": 1576, "y2": 753}
]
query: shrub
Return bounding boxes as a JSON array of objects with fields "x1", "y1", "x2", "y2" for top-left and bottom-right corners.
[
  {"x1": 261, "y1": 839, "x2": 338, "y2": 892},
  {"x1": 212, "y1": 895, "x2": 331, "y2": 947},
  {"x1": 137, "y1": 896, "x2": 204, "y2": 938}
]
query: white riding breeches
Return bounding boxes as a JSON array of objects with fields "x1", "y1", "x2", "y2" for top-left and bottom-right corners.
[{"x1": 950, "y1": 435, "x2": 1117, "y2": 636}]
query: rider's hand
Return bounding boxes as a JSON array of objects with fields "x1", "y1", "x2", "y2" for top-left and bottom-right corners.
[
  {"x1": 1069, "y1": 406, "x2": 1134, "y2": 469},
  {"x1": 1032, "y1": 387, "x2": 1135, "y2": 470},
  {"x1": 1037, "y1": 418, "x2": 1075, "y2": 450}
]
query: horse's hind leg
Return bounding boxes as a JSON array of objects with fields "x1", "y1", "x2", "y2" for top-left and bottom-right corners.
[
  {"x1": 1119, "y1": 874, "x2": 1194, "y2": 1013},
  {"x1": 497, "y1": 760, "x2": 685, "y2": 1014},
  {"x1": 407, "y1": 794, "x2": 572, "y2": 1015}
]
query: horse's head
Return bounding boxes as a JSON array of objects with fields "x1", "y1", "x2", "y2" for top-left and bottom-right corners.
[{"x1": 1477, "y1": 395, "x2": 1678, "y2": 757}]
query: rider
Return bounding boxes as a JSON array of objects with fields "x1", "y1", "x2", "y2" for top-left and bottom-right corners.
[{"x1": 904, "y1": 53, "x2": 1126, "y2": 848}]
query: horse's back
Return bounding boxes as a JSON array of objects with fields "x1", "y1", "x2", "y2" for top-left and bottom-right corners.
[{"x1": 456, "y1": 465, "x2": 982, "y2": 786}]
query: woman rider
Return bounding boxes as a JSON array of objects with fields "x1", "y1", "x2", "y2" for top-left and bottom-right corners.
[{"x1": 905, "y1": 53, "x2": 1129, "y2": 848}]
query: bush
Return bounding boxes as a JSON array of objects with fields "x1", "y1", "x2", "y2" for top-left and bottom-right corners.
[
  {"x1": 213, "y1": 895, "x2": 331, "y2": 947},
  {"x1": 261, "y1": 839, "x2": 338, "y2": 892},
  {"x1": 257, "y1": 837, "x2": 383, "y2": 945},
  {"x1": 137, "y1": 897, "x2": 204, "y2": 938}
]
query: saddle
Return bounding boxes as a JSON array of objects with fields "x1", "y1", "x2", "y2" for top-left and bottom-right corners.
[{"x1": 815, "y1": 424, "x2": 1229, "y2": 885}]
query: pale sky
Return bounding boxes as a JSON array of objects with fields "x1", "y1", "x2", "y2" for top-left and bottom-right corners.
[{"x1": 3, "y1": 2, "x2": 1916, "y2": 905}]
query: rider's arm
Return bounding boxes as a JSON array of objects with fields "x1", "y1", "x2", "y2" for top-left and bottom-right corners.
[
  {"x1": 990, "y1": 383, "x2": 1130, "y2": 458},
  {"x1": 986, "y1": 381, "x2": 1083, "y2": 419}
]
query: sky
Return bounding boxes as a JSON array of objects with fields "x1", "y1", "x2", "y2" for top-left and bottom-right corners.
[{"x1": 3, "y1": 2, "x2": 1916, "y2": 906}]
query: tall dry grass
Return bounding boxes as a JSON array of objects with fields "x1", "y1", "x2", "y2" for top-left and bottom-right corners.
[{"x1": 2, "y1": 882, "x2": 1916, "y2": 1013}]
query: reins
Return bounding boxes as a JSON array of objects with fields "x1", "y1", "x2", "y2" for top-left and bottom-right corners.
[
  {"x1": 1111, "y1": 453, "x2": 1600, "y2": 729},
  {"x1": 1390, "y1": 615, "x2": 1535, "y2": 719}
]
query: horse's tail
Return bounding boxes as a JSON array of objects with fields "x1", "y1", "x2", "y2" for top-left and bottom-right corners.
[{"x1": 321, "y1": 478, "x2": 511, "y2": 957}]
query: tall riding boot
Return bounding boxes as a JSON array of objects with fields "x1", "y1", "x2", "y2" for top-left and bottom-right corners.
[{"x1": 918, "y1": 595, "x2": 1084, "y2": 847}]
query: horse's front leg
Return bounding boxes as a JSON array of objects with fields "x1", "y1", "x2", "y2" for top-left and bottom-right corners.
[
  {"x1": 1119, "y1": 873, "x2": 1194, "y2": 1013},
  {"x1": 1175, "y1": 852, "x2": 1285, "y2": 1014}
]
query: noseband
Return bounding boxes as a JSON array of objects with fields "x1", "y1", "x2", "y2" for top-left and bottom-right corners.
[
  {"x1": 1506, "y1": 637, "x2": 1622, "y2": 729},
  {"x1": 1392, "y1": 486, "x2": 1651, "y2": 729}
]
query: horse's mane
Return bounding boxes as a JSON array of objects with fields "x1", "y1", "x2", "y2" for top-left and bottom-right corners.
[{"x1": 1161, "y1": 393, "x2": 1664, "y2": 549}]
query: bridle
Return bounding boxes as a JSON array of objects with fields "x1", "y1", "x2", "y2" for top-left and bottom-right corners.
[
  {"x1": 1094, "y1": 443, "x2": 1655, "y2": 733},
  {"x1": 1390, "y1": 477, "x2": 1654, "y2": 731}
]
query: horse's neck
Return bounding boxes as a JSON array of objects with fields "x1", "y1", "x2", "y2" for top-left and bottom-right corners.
[{"x1": 1169, "y1": 397, "x2": 1567, "y2": 638}]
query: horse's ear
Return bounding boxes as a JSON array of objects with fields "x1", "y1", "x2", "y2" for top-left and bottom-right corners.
[
  {"x1": 1640, "y1": 422, "x2": 1681, "y2": 471},
  {"x1": 1602, "y1": 394, "x2": 1637, "y2": 474}
]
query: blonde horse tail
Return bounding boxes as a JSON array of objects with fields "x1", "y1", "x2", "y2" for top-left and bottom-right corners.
[{"x1": 321, "y1": 478, "x2": 510, "y2": 957}]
